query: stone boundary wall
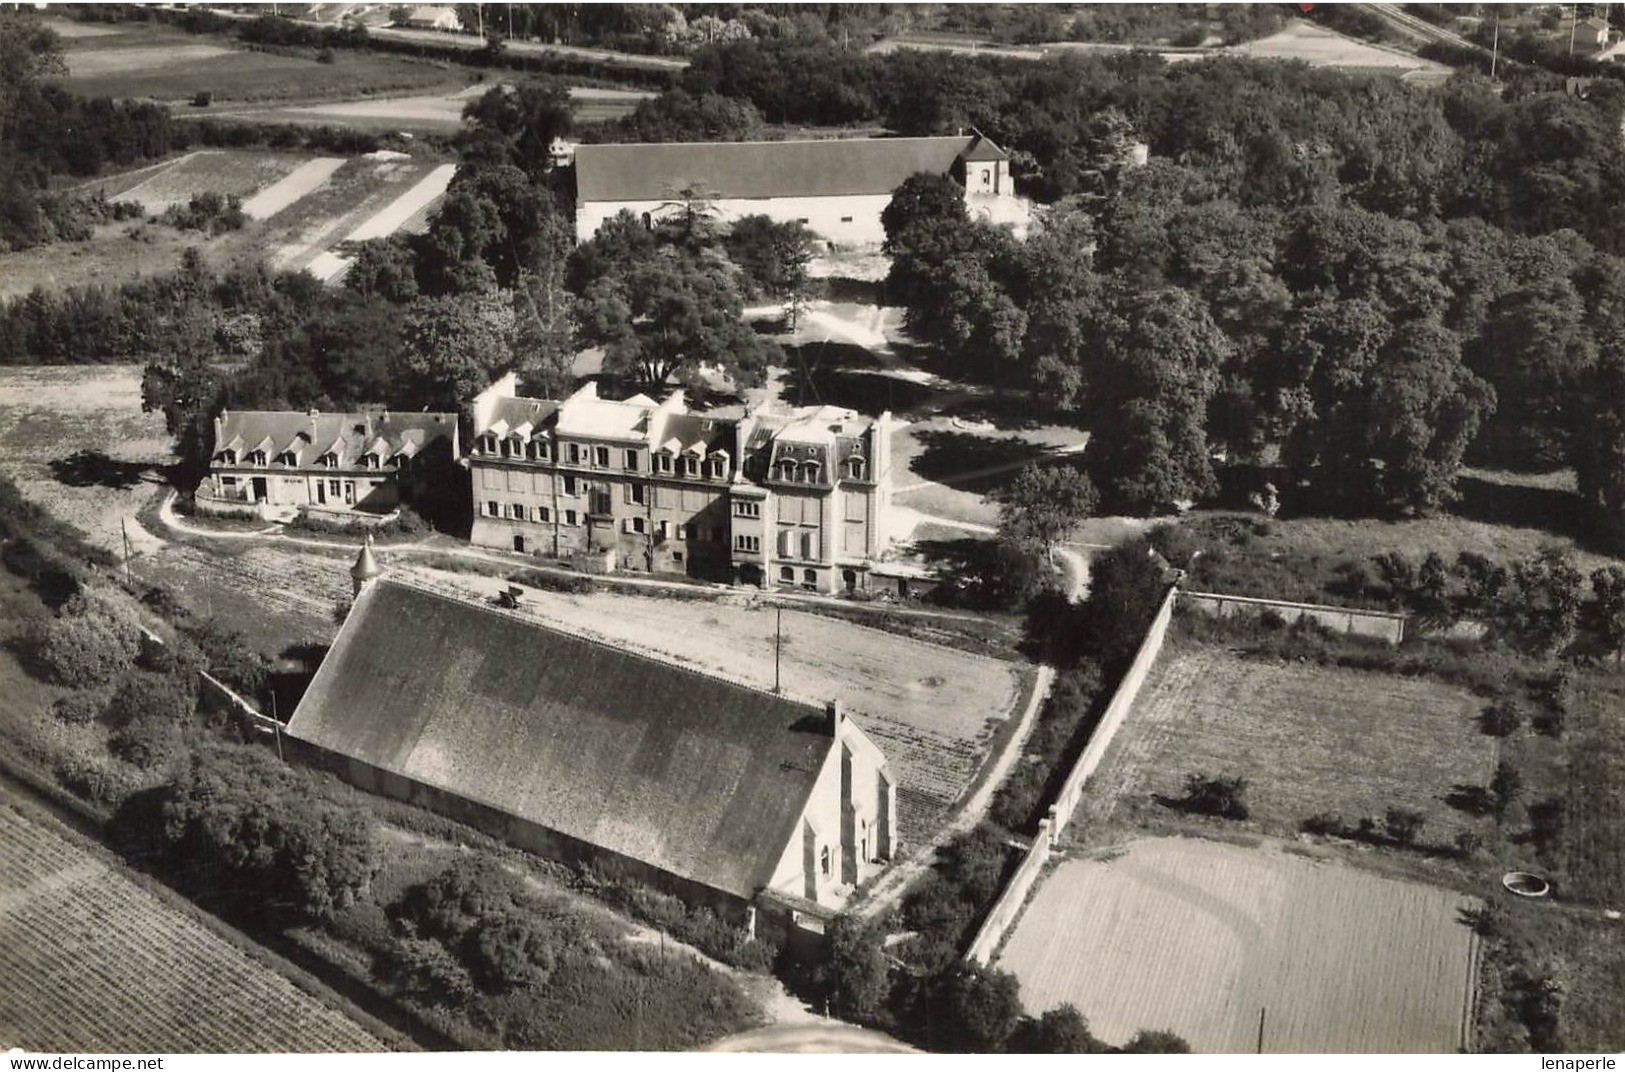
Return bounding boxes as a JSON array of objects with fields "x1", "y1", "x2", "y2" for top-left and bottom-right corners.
[
  {"x1": 965, "y1": 585, "x2": 1178, "y2": 966},
  {"x1": 1180, "y1": 589, "x2": 1406, "y2": 644}
]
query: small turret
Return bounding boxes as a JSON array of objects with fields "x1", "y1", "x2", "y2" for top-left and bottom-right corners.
[{"x1": 350, "y1": 534, "x2": 382, "y2": 598}]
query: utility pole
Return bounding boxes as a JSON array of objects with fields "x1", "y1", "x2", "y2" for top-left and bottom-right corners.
[
  {"x1": 121, "y1": 517, "x2": 133, "y2": 588},
  {"x1": 773, "y1": 606, "x2": 782, "y2": 693}
]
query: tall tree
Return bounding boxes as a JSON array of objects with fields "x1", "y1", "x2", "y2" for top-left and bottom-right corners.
[
  {"x1": 399, "y1": 291, "x2": 518, "y2": 412},
  {"x1": 995, "y1": 463, "x2": 1098, "y2": 562},
  {"x1": 577, "y1": 246, "x2": 777, "y2": 396}
]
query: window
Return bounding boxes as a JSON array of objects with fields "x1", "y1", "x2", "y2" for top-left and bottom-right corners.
[
  {"x1": 365, "y1": 454, "x2": 381, "y2": 469},
  {"x1": 804, "y1": 462, "x2": 820, "y2": 484},
  {"x1": 735, "y1": 534, "x2": 760, "y2": 553},
  {"x1": 778, "y1": 460, "x2": 796, "y2": 482},
  {"x1": 734, "y1": 500, "x2": 760, "y2": 518},
  {"x1": 797, "y1": 217, "x2": 810, "y2": 224},
  {"x1": 819, "y1": 845, "x2": 831, "y2": 876},
  {"x1": 568, "y1": 443, "x2": 581, "y2": 465},
  {"x1": 594, "y1": 446, "x2": 610, "y2": 467},
  {"x1": 329, "y1": 479, "x2": 342, "y2": 496},
  {"x1": 655, "y1": 453, "x2": 673, "y2": 474},
  {"x1": 706, "y1": 458, "x2": 725, "y2": 479},
  {"x1": 565, "y1": 509, "x2": 579, "y2": 526},
  {"x1": 222, "y1": 450, "x2": 237, "y2": 465},
  {"x1": 628, "y1": 483, "x2": 647, "y2": 506},
  {"x1": 562, "y1": 475, "x2": 577, "y2": 497},
  {"x1": 981, "y1": 167, "x2": 991, "y2": 186},
  {"x1": 672, "y1": 551, "x2": 683, "y2": 564},
  {"x1": 657, "y1": 520, "x2": 669, "y2": 540},
  {"x1": 803, "y1": 568, "x2": 818, "y2": 590},
  {"x1": 625, "y1": 516, "x2": 647, "y2": 535},
  {"x1": 589, "y1": 489, "x2": 611, "y2": 514},
  {"x1": 840, "y1": 215, "x2": 854, "y2": 223},
  {"x1": 676, "y1": 524, "x2": 689, "y2": 540},
  {"x1": 536, "y1": 506, "x2": 551, "y2": 523},
  {"x1": 779, "y1": 566, "x2": 795, "y2": 584},
  {"x1": 683, "y1": 456, "x2": 699, "y2": 477},
  {"x1": 249, "y1": 451, "x2": 266, "y2": 467},
  {"x1": 511, "y1": 502, "x2": 525, "y2": 520},
  {"x1": 531, "y1": 441, "x2": 550, "y2": 461},
  {"x1": 486, "y1": 500, "x2": 500, "y2": 519},
  {"x1": 777, "y1": 529, "x2": 793, "y2": 557},
  {"x1": 846, "y1": 457, "x2": 865, "y2": 480},
  {"x1": 480, "y1": 435, "x2": 496, "y2": 454},
  {"x1": 625, "y1": 449, "x2": 639, "y2": 471},
  {"x1": 322, "y1": 454, "x2": 337, "y2": 469},
  {"x1": 801, "y1": 530, "x2": 817, "y2": 561}
]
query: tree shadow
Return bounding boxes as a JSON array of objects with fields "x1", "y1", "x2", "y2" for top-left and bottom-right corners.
[
  {"x1": 908, "y1": 429, "x2": 1048, "y2": 488},
  {"x1": 935, "y1": 393, "x2": 1053, "y2": 433},
  {"x1": 1444, "y1": 784, "x2": 1494, "y2": 817},
  {"x1": 48, "y1": 450, "x2": 151, "y2": 490},
  {"x1": 1448, "y1": 473, "x2": 1596, "y2": 544},
  {"x1": 779, "y1": 363, "x2": 935, "y2": 415}
]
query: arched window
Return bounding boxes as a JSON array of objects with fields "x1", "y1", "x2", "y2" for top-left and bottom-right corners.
[
  {"x1": 779, "y1": 566, "x2": 795, "y2": 584},
  {"x1": 803, "y1": 568, "x2": 818, "y2": 588},
  {"x1": 846, "y1": 457, "x2": 864, "y2": 480},
  {"x1": 803, "y1": 462, "x2": 820, "y2": 484},
  {"x1": 641, "y1": 211, "x2": 653, "y2": 230},
  {"x1": 819, "y1": 845, "x2": 831, "y2": 876},
  {"x1": 778, "y1": 459, "x2": 795, "y2": 482}
]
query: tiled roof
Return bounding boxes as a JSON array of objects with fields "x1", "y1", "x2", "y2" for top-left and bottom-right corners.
[
  {"x1": 287, "y1": 580, "x2": 835, "y2": 900},
  {"x1": 575, "y1": 136, "x2": 985, "y2": 203},
  {"x1": 213, "y1": 411, "x2": 455, "y2": 470}
]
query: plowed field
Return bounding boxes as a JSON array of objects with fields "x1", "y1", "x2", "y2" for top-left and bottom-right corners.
[
  {"x1": 997, "y1": 837, "x2": 1477, "y2": 1053},
  {"x1": 0, "y1": 800, "x2": 385, "y2": 1053}
]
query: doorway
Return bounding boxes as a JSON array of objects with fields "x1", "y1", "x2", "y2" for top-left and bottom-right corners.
[{"x1": 251, "y1": 477, "x2": 267, "y2": 503}]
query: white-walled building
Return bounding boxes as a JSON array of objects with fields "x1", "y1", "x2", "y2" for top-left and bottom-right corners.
[{"x1": 572, "y1": 134, "x2": 1020, "y2": 246}]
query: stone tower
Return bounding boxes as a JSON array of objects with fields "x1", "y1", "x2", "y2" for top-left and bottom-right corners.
[{"x1": 350, "y1": 534, "x2": 382, "y2": 598}]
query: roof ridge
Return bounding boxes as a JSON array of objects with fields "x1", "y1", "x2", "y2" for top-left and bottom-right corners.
[
  {"x1": 379, "y1": 574, "x2": 835, "y2": 721},
  {"x1": 578, "y1": 134, "x2": 972, "y2": 150}
]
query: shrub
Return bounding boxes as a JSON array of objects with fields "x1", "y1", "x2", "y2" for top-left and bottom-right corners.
[
  {"x1": 1479, "y1": 698, "x2": 1524, "y2": 737},
  {"x1": 1455, "y1": 830, "x2": 1484, "y2": 858},
  {"x1": 55, "y1": 753, "x2": 148, "y2": 810},
  {"x1": 818, "y1": 915, "x2": 890, "y2": 1021},
  {"x1": 1490, "y1": 759, "x2": 1522, "y2": 820},
  {"x1": 52, "y1": 691, "x2": 104, "y2": 725},
  {"x1": 1120, "y1": 1029, "x2": 1192, "y2": 1053},
  {"x1": 1014, "y1": 1003, "x2": 1103, "y2": 1053},
  {"x1": 1384, "y1": 807, "x2": 1426, "y2": 846},
  {"x1": 943, "y1": 966, "x2": 1025, "y2": 1052},
  {"x1": 1179, "y1": 773, "x2": 1250, "y2": 820},
  {"x1": 22, "y1": 593, "x2": 143, "y2": 688},
  {"x1": 105, "y1": 669, "x2": 197, "y2": 729},
  {"x1": 376, "y1": 936, "x2": 474, "y2": 1007},
  {"x1": 108, "y1": 714, "x2": 185, "y2": 770},
  {"x1": 185, "y1": 618, "x2": 268, "y2": 698},
  {"x1": 192, "y1": 90, "x2": 212, "y2": 107},
  {"x1": 506, "y1": 568, "x2": 598, "y2": 595}
]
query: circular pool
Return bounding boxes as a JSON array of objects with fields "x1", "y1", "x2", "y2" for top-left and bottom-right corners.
[{"x1": 1502, "y1": 871, "x2": 1551, "y2": 898}]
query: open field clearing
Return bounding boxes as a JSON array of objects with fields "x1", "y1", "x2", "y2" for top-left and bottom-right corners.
[
  {"x1": 52, "y1": 25, "x2": 467, "y2": 106},
  {"x1": 1075, "y1": 642, "x2": 1496, "y2": 848},
  {"x1": 0, "y1": 365, "x2": 170, "y2": 558},
  {"x1": 400, "y1": 565, "x2": 1024, "y2": 847},
  {"x1": 997, "y1": 837, "x2": 1476, "y2": 1053},
  {"x1": 0, "y1": 798, "x2": 386, "y2": 1053},
  {"x1": 202, "y1": 83, "x2": 648, "y2": 134},
  {"x1": 345, "y1": 161, "x2": 455, "y2": 241},
  {"x1": 1228, "y1": 19, "x2": 1452, "y2": 81},
  {"x1": 268, "y1": 155, "x2": 444, "y2": 273},
  {"x1": 37, "y1": 16, "x2": 122, "y2": 39},
  {"x1": 242, "y1": 156, "x2": 347, "y2": 219},
  {"x1": 99, "y1": 149, "x2": 310, "y2": 213}
]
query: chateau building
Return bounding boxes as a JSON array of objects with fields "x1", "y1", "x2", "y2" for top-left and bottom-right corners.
[
  {"x1": 204, "y1": 409, "x2": 458, "y2": 519},
  {"x1": 287, "y1": 574, "x2": 898, "y2": 945},
  {"x1": 572, "y1": 133, "x2": 1022, "y2": 246},
  {"x1": 468, "y1": 375, "x2": 896, "y2": 594}
]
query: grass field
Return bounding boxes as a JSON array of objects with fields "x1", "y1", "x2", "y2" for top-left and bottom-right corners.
[
  {"x1": 996, "y1": 837, "x2": 1477, "y2": 1053},
  {"x1": 1075, "y1": 641, "x2": 1497, "y2": 851},
  {"x1": 92, "y1": 149, "x2": 311, "y2": 213},
  {"x1": 52, "y1": 23, "x2": 468, "y2": 106},
  {"x1": 0, "y1": 796, "x2": 386, "y2": 1052},
  {"x1": 0, "y1": 365, "x2": 171, "y2": 557}
]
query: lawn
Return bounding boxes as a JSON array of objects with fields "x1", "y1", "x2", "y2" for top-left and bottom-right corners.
[
  {"x1": 997, "y1": 837, "x2": 1477, "y2": 1053},
  {"x1": 0, "y1": 793, "x2": 388, "y2": 1052},
  {"x1": 91, "y1": 149, "x2": 311, "y2": 213},
  {"x1": 1075, "y1": 640, "x2": 1497, "y2": 853}
]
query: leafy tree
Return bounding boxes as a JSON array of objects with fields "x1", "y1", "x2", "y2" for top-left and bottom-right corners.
[
  {"x1": 1018, "y1": 202, "x2": 1101, "y2": 411},
  {"x1": 142, "y1": 353, "x2": 224, "y2": 488},
  {"x1": 1571, "y1": 347, "x2": 1625, "y2": 540},
  {"x1": 52, "y1": 691, "x2": 103, "y2": 725},
  {"x1": 1471, "y1": 278, "x2": 1596, "y2": 469},
  {"x1": 1078, "y1": 536, "x2": 1168, "y2": 667},
  {"x1": 1083, "y1": 287, "x2": 1230, "y2": 513},
  {"x1": 994, "y1": 463, "x2": 1098, "y2": 561},
  {"x1": 1480, "y1": 698, "x2": 1524, "y2": 738},
  {"x1": 880, "y1": 171, "x2": 967, "y2": 252},
  {"x1": 578, "y1": 247, "x2": 777, "y2": 396},
  {"x1": 1384, "y1": 807, "x2": 1426, "y2": 847},
  {"x1": 345, "y1": 237, "x2": 420, "y2": 304},
  {"x1": 377, "y1": 936, "x2": 474, "y2": 1007},
  {"x1": 1588, "y1": 566, "x2": 1625, "y2": 661},
  {"x1": 1493, "y1": 550, "x2": 1585, "y2": 655},
  {"x1": 819, "y1": 915, "x2": 890, "y2": 1022},
  {"x1": 413, "y1": 164, "x2": 571, "y2": 295},
  {"x1": 109, "y1": 714, "x2": 185, "y2": 771},
  {"x1": 943, "y1": 966, "x2": 1025, "y2": 1052},
  {"x1": 460, "y1": 81, "x2": 573, "y2": 181},
  {"x1": 242, "y1": 292, "x2": 404, "y2": 411},
  {"x1": 400, "y1": 291, "x2": 518, "y2": 412},
  {"x1": 602, "y1": 89, "x2": 764, "y2": 143},
  {"x1": 1490, "y1": 759, "x2": 1522, "y2": 820},
  {"x1": 1120, "y1": 1030, "x2": 1191, "y2": 1053},
  {"x1": 104, "y1": 669, "x2": 196, "y2": 730},
  {"x1": 1014, "y1": 1004, "x2": 1102, "y2": 1053},
  {"x1": 722, "y1": 215, "x2": 813, "y2": 303}
]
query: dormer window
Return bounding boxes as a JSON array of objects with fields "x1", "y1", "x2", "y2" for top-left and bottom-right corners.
[
  {"x1": 778, "y1": 459, "x2": 796, "y2": 482},
  {"x1": 321, "y1": 452, "x2": 338, "y2": 469},
  {"x1": 683, "y1": 456, "x2": 699, "y2": 477},
  {"x1": 278, "y1": 451, "x2": 296, "y2": 467},
  {"x1": 803, "y1": 462, "x2": 820, "y2": 484},
  {"x1": 655, "y1": 452, "x2": 673, "y2": 474},
  {"x1": 249, "y1": 451, "x2": 267, "y2": 467},
  {"x1": 480, "y1": 434, "x2": 497, "y2": 455},
  {"x1": 222, "y1": 450, "x2": 237, "y2": 465},
  {"x1": 364, "y1": 454, "x2": 381, "y2": 470},
  {"x1": 846, "y1": 457, "x2": 864, "y2": 480}
]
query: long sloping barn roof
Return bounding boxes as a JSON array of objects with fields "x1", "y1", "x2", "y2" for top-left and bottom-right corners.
[
  {"x1": 287, "y1": 580, "x2": 834, "y2": 900},
  {"x1": 574, "y1": 135, "x2": 994, "y2": 203}
]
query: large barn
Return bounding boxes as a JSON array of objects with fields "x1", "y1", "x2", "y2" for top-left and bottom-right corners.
[
  {"x1": 285, "y1": 575, "x2": 898, "y2": 946},
  {"x1": 572, "y1": 133, "x2": 1022, "y2": 246}
]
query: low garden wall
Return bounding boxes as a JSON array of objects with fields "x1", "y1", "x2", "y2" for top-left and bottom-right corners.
[
  {"x1": 965, "y1": 584, "x2": 1178, "y2": 965},
  {"x1": 1180, "y1": 589, "x2": 1406, "y2": 644}
]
